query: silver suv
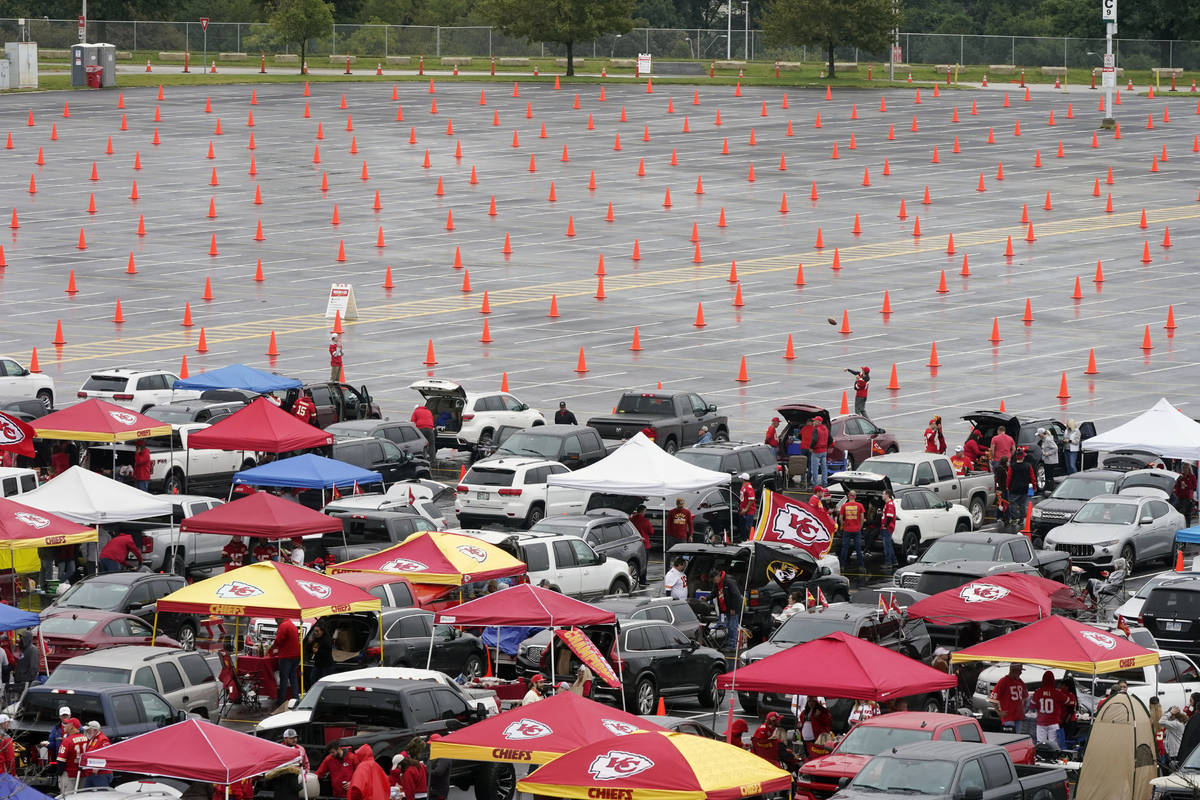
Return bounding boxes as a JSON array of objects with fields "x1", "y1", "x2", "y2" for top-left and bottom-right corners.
[{"x1": 44, "y1": 646, "x2": 221, "y2": 720}]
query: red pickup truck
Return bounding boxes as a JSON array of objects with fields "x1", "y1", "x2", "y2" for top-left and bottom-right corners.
[{"x1": 795, "y1": 712, "x2": 1034, "y2": 800}]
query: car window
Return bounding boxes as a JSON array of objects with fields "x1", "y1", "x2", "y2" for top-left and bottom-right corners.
[
  {"x1": 180, "y1": 654, "x2": 215, "y2": 685},
  {"x1": 552, "y1": 540, "x2": 577, "y2": 568},
  {"x1": 310, "y1": 385, "x2": 333, "y2": 406},
  {"x1": 661, "y1": 626, "x2": 691, "y2": 648},
  {"x1": 640, "y1": 606, "x2": 673, "y2": 623},
  {"x1": 642, "y1": 625, "x2": 670, "y2": 649},
  {"x1": 481, "y1": 396, "x2": 505, "y2": 412},
  {"x1": 980, "y1": 753, "x2": 1011, "y2": 787},
  {"x1": 1149, "y1": 500, "x2": 1171, "y2": 519},
  {"x1": 138, "y1": 692, "x2": 175, "y2": 726},
  {"x1": 859, "y1": 419, "x2": 881, "y2": 435},
  {"x1": 433, "y1": 688, "x2": 470, "y2": 720},
  {"x1": 915, "y1": 462, "x2": 935, "y2": 485},
  {"x1": 569, "y1": 539, "x2": 598, "y2": 565},
  {"x1": 842, "y1": 418, "x2": 864, "y2": 435},
  {"x1": 933, "y1": 459, "x2": 954, "y2": 481},
  {"x1": 156, "y1": 662, "x2": 185, "y2": 693},
  {"x1": 1158, "y1": 659, "x2": 1180, "y2": 683},
  {"x1": 136, "y1": 376, "x2": 158, "y2": 391},
  {"x1": 364, "y1": 441, "x2": 384, "y2": 463},
  {"x1": 738, "y1": 452, "x2": 758, "y2": 473},
  {"x1": 623, "y1": 627, "x2": 649, "y2": 651},
  {"x1": 524, "y1": 467, "x2": 548, "y2": 485},
  {"x1": 547, "y1": 464, "x2": 570, "y2": 475},
  {"x1": 388, "y1": 614, "x2": 431, "y2": 639},
  {"x1": 522, "y1": 542, "x2": 549, "y2": 572},
  {"x1": 500, "y1": 395, "x2": 523, "y2": 411},
  {"x1": 959, "y1": 759, "x2": 986, "y2": 793},
  {"x1": 127, "y1": 618, "x2": 153, "y2": 637},
  {"x1": 564, "y1": 436, "x2": 582, "y2": 458},
  {"x1": 133, "y1": 667, "x2": 157, "y2": 691},
  {"x1": 104, "y1": 619, "x2": 132, "y2": 637},
  {"x1": 997, "y1": 543, "x2": 1013, "y2": 562},
  {"x1": 0, "y1": 360, "x2": 19, "y2": 376},
  {"x1": 957, "y1": 723, "x2": 982, "y2": 743},
  {"x1": 900, "y1": 492, "x2": 927, "y2": 511},
  {"x1": 381, "y1": 426, "x2": 405, "y2": 444},
  {"x1": 688, "y1": 394, "x2": 708, "y2": 416},
  {"x1": 1177, "y1": 658, "x2": 1200, "y2": 682},
  {"x1": 1010, "y1": 539, "x2": 1032, "y2": 562},
  {"x1": 407, "y1": 690, "x2": 439, "y2": 724},
  {"x1": 937, "y1": 729, "x2": 956, "y2": 741},
  {"x1": 112, "y1": 693, "x2": 142, "y2": 726},
  {"x1": 127, "y1": 583, "x2": 155, "y2": 608},
  {"x1": 386, "y1": 582, "x2": 415, "y2": 607}
]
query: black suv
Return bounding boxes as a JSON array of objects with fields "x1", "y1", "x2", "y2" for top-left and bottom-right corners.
[
  {"x1": 673, "y1": 442, "x2": 784, "y2": 492},
  {"x1": 669, "y1": 540, "x2": 851, "y2": 643},
  {"x1": 516, "y1": 619, "x2": 727, "y2": 715},
  {"x1": 44, "y1": 572, "x2": 201, "y2": 649},
  {"x1": 738, "y1": 603, "x2": 933, "y2": 720},
  {"x1": 326, "y1": 419, "x2": 431, "y2": 459},
  {"x1": 1140, "y1": 577, "x2": 1200, "y2": 656},
  {"x1": 314, "y1": 609, "x2": 487, "y2": 680},
  {"x1": 331, "y1": 436, "x2": 431, "y2": 485}
]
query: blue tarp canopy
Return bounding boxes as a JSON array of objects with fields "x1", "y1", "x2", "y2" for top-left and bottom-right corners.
[
  {"x1": 0, "y1": 772, "x2": 55, "y2": 800},
  {"x1": 0, "y1": 602, "x2": 39, "y2": 632},
  {"x1": 1176, "y1": 526, "x2": 1200, "y2": 544},
  {"x1": 233, "y1": 453, "x2": 382, "y2": 490},
  {"x1": 173, "y1": 364, "x2": 301, "y2": 393}
]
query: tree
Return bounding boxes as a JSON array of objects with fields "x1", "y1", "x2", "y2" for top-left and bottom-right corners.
[
  {"x1": 477, "y1": 0, "x2": 635, "y2": 76},
  {"x1": 269, "y1": 0, "x2": 334, "y2": 73},
  {"x1": 761, "y1": 0, "x2": 899, "y2": 78}
]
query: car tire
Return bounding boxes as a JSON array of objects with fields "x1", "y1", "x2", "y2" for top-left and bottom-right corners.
[
  {"x1": 968, "y1": 496, "x2": 986, "y2": 529},
  {"x1": 166, "y1": 548, "x2": 186, "y2": 577},
  {"x1": 463, "y1": 654, "x2": 484, "y2": 682},
  {"x1": 457, "y1": 514, "x2": 477, "y2": 529},
  {"x1": 163, "y1": 469, "x2": 185, "y2": 495},
  {"x1": 923, "y1": 695, "x2": 942, "y2": 713},
  {"x1": 626, "y1": 558, "x2": 642, "y2": 583},
  {"x1": 662, "y1": 438, "x2": 678, "y2": 455},
  {"x1": 478, "y1": 430, "x2": 494, "y2": 448},
  {"x1": 608, "y1": 576, "x2": 632, "y2": 596},
  {"x1": 955, "y1": 518, "x2": 971, "y2": 532},
  {"x1": 176, "y1": 622, "x2": 197, "y2": 651},
  {"x1": 633, "y1": 676, "x2": 658, "y2": 716},
  {"x1": 524, "y1": 503, "x2": 545, "y2": 527},
  {"x1": 886, "y1": 445, "x2": 899, "y2": 454},
  {"x1": 36, "y1": 389, "x2": 53, "y2": 411},
  {"x1": 714, "y1": 428, "x2": 729, "y2": 443},
  {"x1": 738, "y1": 691, "x2": 759, "y2": 715},
  {"x1": 902, "y1": 530, "x2": 921, "y2": 561},
  {"x1": 474, "y1": 763, "x2": 516, "y2": 800},
  {"x1": 699, "y1": 669, "x2": 726, "y2": 708},
  {"x1": 240, "y1": 458, "x2": 258, "y2": 471},
  {"x1": 1120, "y1": 544, "x2": 1136, "y2": 571}
]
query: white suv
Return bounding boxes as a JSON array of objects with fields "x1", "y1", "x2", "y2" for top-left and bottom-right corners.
[
  {"x1": 455, "y1": 457, "x2": 589, "y2": 528},
  {"x1": 409, "y1": 379, "x2": 545, "y2": 449},
  {"x1": 77, "y1": 369, "x2": 200, "y2": 412},
  {"x1": 455, "y1": 528, "x2": 634, "y2": 599},
  {"x1": 0, "y1": 356, "x2": 55, "y2": 410}
]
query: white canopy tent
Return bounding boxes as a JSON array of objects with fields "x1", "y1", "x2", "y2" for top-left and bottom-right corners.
[
  {"x1": 1081, "y1": 398, "x2": 1200, "y2": 460},
  {"x1": 546, "y1": 432, "x2": 732, "y2": 494},
  {"x1": 20, "y1": 466, "x2": 173, "y2": 524}
]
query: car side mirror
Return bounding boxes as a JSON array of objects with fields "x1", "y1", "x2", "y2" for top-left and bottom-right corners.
[
  {"x1": 19, "y1": 368, "x2": 29, "y2": 376},
  {"x1": 516, "y1": 404, "x2": 528, "y2": 411},
  {"x1": 907, "y1": 554, "x2": 918, "y2": 564},
  {"x1": 837, "y1": 778, "x2": 850, "y2": 789},
  {"x1": 1042, "y1": 490, "x2": 1052, "y2": 498},
  {"x1": 707, "y1": 404, "x2": 718, "y2": 413},
  {"x1": 820, "y1": 566, "x2": 831, "y2": 576},
  {"x1": 1140, "y1": 516, "x2": 1153, "y2": 525},
  {"x1": 475, "y1": 702, "x2": 487, "y2": 718}
]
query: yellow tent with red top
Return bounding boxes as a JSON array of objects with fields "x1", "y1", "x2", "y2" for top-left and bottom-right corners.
[{"x1": 329, "y1": 530, "x2": 526, "y2": 585}]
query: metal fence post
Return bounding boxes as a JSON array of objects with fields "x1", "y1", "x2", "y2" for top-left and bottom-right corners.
[
  {"x1": 1170, "y1": 39, "x2": 1174, "y2": 68},
  {"x1": 332, "y1": 24, "x2": 336, "y2": 55},
  {"x1": 489, "y1": 27, "x2": 492, "y2": 58},
  {"x1": 1011, "y1": 35, "x2": 1015, "y2": 65},
  {"x1": 436, "y1": 26, "x2": 440, "y2": 57},
  {"x1": 960, "y1": 34, "x2": 964, "y2": 65}
]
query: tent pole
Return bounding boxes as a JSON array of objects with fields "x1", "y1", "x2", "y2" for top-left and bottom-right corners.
[
  {"x1": 379, "y1": 611, "x2": 384, "y2": 666},
  {"x1": 234, "y1": 617, "x2": 240, "y2": 666},
  {"x1": 549, "y1": 627, "x2": 556, "y2": 688},
  {"x1": 661, "y1": 510, "x2": 667, "y2": 574},
  {"x1": 299, "y1": 643, "x2": 305, "y2": 698},
  {"x1": 614, "y1": 623, "x2": 625, "y2": 712},
  {"x1": 426, "y1": 624, "x2": 434, "y2": 669},
  {"x1": 151, "y1": 610, "x2": 159, "y2": 646}
]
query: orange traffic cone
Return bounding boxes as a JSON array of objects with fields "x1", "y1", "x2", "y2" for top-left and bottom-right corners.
[
  {"x1": 423, "y1": 339, "x2": 438, "y2": 366},
  {"x1": 574, "y1": 348, "x2": 588, "y2": 373},
  {"x1": 1176, "y1": 550, "x2": 1186, "y2": 571},
  {"x1": 839, "y1": 392, "x2": 850, "y2": 415},
  {"x1": 927, "y1": 342, "x2": 941, "y2": 368},
  {"x1": 181, "y1": 303, "x2": 194, "y2": 327},
  {"x1": 735, "y1": 357, "x2": 749, "y2": 383},
  {"x1": 113, "y1": 300, "x2": 125, "y2": 323},
  {"x1": 1085, "y1": 349, "x2": 1099, "y2": 374},
  {"x1": 266, "y1": 331, "x2": 279, "y2": 356},
  {"x1": 783, "y1": 335, "x2": 795, "y2": 360},
  {"x1": 839, "y1": 310, "x2": 851, "y2": 334},
  {"x1": 1141, "y1": 325, "x2": 1154, "y2": 350},
  {"x1": 1057, "y1": 372, "x2": 1070, "y2": 399},
  {"x1": 1023, "y1": 299, "x2": 1034, "y2": 323},
  {"x1": 694, "y1": 303, "x2": 706, "y2": 328},
  {"x1": 887, "y1": 364, "x2": 900, "y2": 390},
  {"x1": 1166, "y1": 305, "x2": 1177, "y2": 330},
  {"x1": 196, "y1": 327, "x2": 208, "y2": 353}
]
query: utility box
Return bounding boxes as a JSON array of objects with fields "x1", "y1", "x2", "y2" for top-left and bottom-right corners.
[
  {"x1": 70, "y1": 42, "x2": 97, "y2": 87},
  {"x1": 95, "y1": 42, "x2": 117, "y2": 86},
  {"x1": 4, "y1": 41, "x2": 38, "y2": 89},
  {"x1": 0, "y1": 60, "x2": 9, "y2": 90}
]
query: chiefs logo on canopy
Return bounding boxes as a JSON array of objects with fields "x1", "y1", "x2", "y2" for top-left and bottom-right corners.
[
  {"x1": 958, "y1": 582, "x2": 1010, "y2": 603},
  {"x1": 600, "y1": 719, "x2": 639, "y2": 736},
  {"x1": 216, "y1": 581, "x2": 265, "y2": 599},
  {"x1": 108, "y1": 411, "x2": 139, "y2": 426},
  {"x1": 14, "y1": 512, "x2": 50, "y2": 529},
  {"x1": 296, "y1": 580, "x2": 332, "y2": 599},
  {"x1": 381, "y1": 558, "x2": 429, "y2": 573},
  {"x1": 502, "y1": 719, "x2": 553, "y2": 741},
  {"x1": 1081, "y1": 630, "x2": 1117, "y2": 650},
  {"x1": 588, "y1": 751, "x2": 654, "y2": 781},
  {"x1": 456, "y1": 544, "x2": 488, "y2": 563}
]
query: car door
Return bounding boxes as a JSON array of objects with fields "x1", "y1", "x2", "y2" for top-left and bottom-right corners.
[
  {"x1": 660, "y1": 624, "x2": 705, "y2": 689},
  {"x1": 898, "y1": 490, "x2": 931, "y2": 538},
  {"x1": 641, "y1": 624, "x2": 687, "y2": 693},
  {"x1": 105, "y1": 616, "x2": 158, "y2": 648},
  {"x1": 496, "y1": 394, "x2": 525, "y2": 427},
  {"x1": 569, "y1": 538, "x2": 607, "y2": 598},
  {"x1": 0, "y1": 358, "x2": 26, "y2": 394},
  {"x1": 310, "y1": 384, "x2": 337, "y2": 427},
  {"x1": 366, "y1": 439, "x2": 398, "y2": 484},
  {"x1": 546, "y1": 464, "x2": 587, "y2": 513},
  {"x1": 385, "y1": 612, "x2": 431, "y2": 667},
  {"x1": 1164, "y1": 656, "x2": 1200, "y2": 706},
  {"x1": 550, "y1": 539, "x2": 584, "y2": 596},
  {"x1": 922, "y1": 489, "x2": 959, "y2": 536},
  {"x1": 1147, "y1": 499, "x2": 1176, "y2": 558},
  {"x1": 124, "y1": 582, "x2": 157, "y2": 625},
  {"x1": 109, "y1": 691, "x2": 144, "y2": 739},
  {"x1": 136, "y1": 690, "x2": 178, "y2": 731},
  {"x1": 154, "y1": 660, "x2": 189, "y2": 710},
  {"x1": 930, "y1": 457, "x2": 960, "y2": 501},
  {"x1": 837, "y1": 418, "x2": 868, "y2": 465}
]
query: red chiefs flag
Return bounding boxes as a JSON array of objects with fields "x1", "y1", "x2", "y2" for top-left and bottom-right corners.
[
  {"x1": 0, "y1": 412, "x2": 36, "y2": 458},
  {"x1": 751, "y1": 488, "x2": 836, "y2": 559}
]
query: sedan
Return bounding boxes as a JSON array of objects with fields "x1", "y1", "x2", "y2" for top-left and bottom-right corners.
[
  {"x1": 314, "y1": 609, "x2": 486, "y2": 681},
  {"x1": 38, "y1": 610, "x2": 180, "y2": 669},
  {"x1": 1044, "y1": 493, "x2": 1185, "y2": 570}
]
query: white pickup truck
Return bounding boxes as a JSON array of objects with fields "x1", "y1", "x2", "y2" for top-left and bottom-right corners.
[
  {"x1": 86, "y1": 424, "x2": 257, "y2": 495},
  {"x1": 851, "y1": 453, "x2": 996, "y2": 529}
]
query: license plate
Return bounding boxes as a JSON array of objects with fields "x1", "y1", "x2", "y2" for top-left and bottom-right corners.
[
  {"x1": 476, "y1": 492, "x2": 489, "y2": 500},
  {"x1": 1165, "y1": 621, "x2": 1183, "y2": 632}
]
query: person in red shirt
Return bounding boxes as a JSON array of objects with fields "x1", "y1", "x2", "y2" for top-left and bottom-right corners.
[
  {"x1": 764, "y1": 417, "x2": 780, "y2": 450},
  {"x1": 99, "y1": 532, "x2": 143, "y2": 573},
  {"x1": 391, "y1": 753, "x2": 428, "y2": 800},
  {"x1": 629, "y1": 506, "x2": 653, "y2": 585},
  {"x1": 963, "y1": 429, "x2": 985, "y2": 471},
  {"x1": 807, "y1": 418, "x2": 830, "y2": 488},
  {"x1": 410, "y1": 405, "x2": 436, "y2": 465},
  {"x1": 846, "y1": 366, "x2": 870, "y2": 416},
  {"x1": 923, "y1": 416, "x2": 946, "y2": 454},
  {"x1": 292, "y1": 389, "x2": 318, "y2": 426},
  {"x1": 1174, "y1": 464, "x2": 1197, "y2": 526},
  {"x1": 879, "y1": 489, "x2": 898, "y2": 569},
  {"x1": 55, "y1": 718, "x2": 88, "y2": 796},
  {"x1": 80, "y1": 721, "x2": 112, "y2": 787},
  {"x1": 666, "y1": 498, "x2": 693, "y2": 544},
  {"x1": 0, "y1": 715, "x2": 15, "y2": 776},
  {"x1": 133, "y1": 441, "x2": 152, "y2": 491},
  {"x1": 737, "y1": 475, "x2": 757, "y2": 542},
  {"x1": 222, "y1": 536, "x2": 248, "y2": 572},
  {"x1": 317, "y1": 744, "x2": 358, "y2": 799},
  {"x1": 991, "y1": 664, "x2": 1030, "y2": 731},
  {"x1": 253, "y1": 541, "x2": 278, "y2": 564},
  {"x1": 1031, "y1": 671, "x2": 1068, "y2": 745},
  {"x1": 329, "y1": 333, "x2": 344, "y2": 382},
  {"x1": 749, "y1": 713, "x2": 796, "y2": 770},
  {"x1": 808, "y1": 486, "x2": 829, "y2": 514},
  {"x1": 839, "y1": 490, "x2": 866, "y2": 571},
  {"x1": 990, "y1": 425, "x2": 1016, "y2": 465},
  {"x1": 271, "y1": 617, "x2": 301, "y2": 705}
]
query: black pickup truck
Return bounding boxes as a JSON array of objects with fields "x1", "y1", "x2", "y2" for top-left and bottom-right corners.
[
  {"x1": 257, "y1": 677, "x2": 513, "y2": 800},
  {"x1": 587, "y1": 392, "x2": 729, "y2": 454},
  {"x1": 892, "y1": 532, "x2": 1072, "y2": 587}
]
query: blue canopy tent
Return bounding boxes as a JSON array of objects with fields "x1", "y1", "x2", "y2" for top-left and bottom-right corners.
[
  {"x1": 1176, "y1": 526, "x2": 1200, "y2": 545},
  {"x1": 232, "y1": 454, "x2": 382, "y2": 505},
  {"x1": 0, "y1": 774, "x2": 55, "y2": 800},
  {"x1": 172, "y1": 364, "x2": 301, "y2": 394},
  {"x1": 0, "y1": 602, "x2": 40, "y2": 631}
]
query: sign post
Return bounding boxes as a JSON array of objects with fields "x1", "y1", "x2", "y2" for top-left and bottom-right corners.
[
  {"x1": 77, "y1": 15, "x2": 86, "y2": 42},
  {"x1": 200, "y1": 17, "x2": 209, "y2": 73},
  {"x1": 1101, "y1": 0, "x2": 1116, "y2": 127}
]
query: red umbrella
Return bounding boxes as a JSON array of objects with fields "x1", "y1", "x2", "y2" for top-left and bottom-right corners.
[
  {"x1": 82, "y1": 718, "x2": 300, "y2": 784},
  {"x1": 179, "y1": 492, "x2": 342, "y2": 539},
  {"x1": 950, "y1": 615, "x2": 1159, "y2": 674},
  {"x1": 716, "y1": 631, "x2": 956, "y2": 700},
  {"x1": 430, "y1": 690, "x2": 666, "y2": 764},
  {"x1": 186, "y1": 397, "x2": 332, "y2": 453},
  {"x1": 435, "y1": 584, "x2": 616, "y2": 627},
  {"x1": 908, "y1": 572, "x2": 1084, "y2": 625}
]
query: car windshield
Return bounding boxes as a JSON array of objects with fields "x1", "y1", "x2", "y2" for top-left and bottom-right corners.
[
  {"x1": 919, "y1": 540, "x2": 997, "y2": 563},
  {"x1": 55, "y1": 581, "x2": 128, "y2": 611},
  {"x1": 1052, "y1": 477, "x2": 1117, "y2": 501},
  {"x1": 39, "y1": 617, "x2": 100, "y2": 635},
  {"x1": 674, "y1": 451, "x2": 727, "y2": 471},
  {"x1": 851, "y1": 757, "x2": 957, "y2": 794},
  {"x1": 494, "y1": 433, "x2": 560, "y2": 459},
  {"x1": 857, "y1": 460, "x2": 915, "y2": 486},
  {"x1": 771, "y1": 615, "x2": 854, "y2": 645},
  {"x1": 1073, "y1": 502, "x2": 1137, "y2": 525},
  {"x1": 836, "y1": 726, "x2": 933, "y2": 756},
  {"x1": 45, "y1": 665, "x2": 131, "y2": 686},
  {"x1": 463, "y1": 468, "x2": 516, "y2": 487},
  {"x1": 293, "y1": 682, "x2": 329, "y2": 711}
]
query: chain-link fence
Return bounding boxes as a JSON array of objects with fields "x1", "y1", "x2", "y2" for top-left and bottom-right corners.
[{"x1": 8, "y1": 19, "x2": 1200, "y2": 70}]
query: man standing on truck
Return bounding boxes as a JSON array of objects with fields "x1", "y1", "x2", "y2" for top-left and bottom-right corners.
[
  {"x1": 924, "y1": 417, "x2": 946, "y2": 454},
  {"x1": 737, "y1": 474, "x2": 757, "y2": 543},
  {"x1": 846, "y1": 366, "x2": 870, "y2": 417},
  {"x1": 807, "y1": 417, "x2": 830, "y2": 488},
  {"x1": 666, "y1": 498, "x2": 694, "y2": 545},
  {"x1": 991, "y1": 663, "x2": 1031, "y2": 734},
  {"x1": 839, "y1": 490, "x2": 866, "y2": 572}
]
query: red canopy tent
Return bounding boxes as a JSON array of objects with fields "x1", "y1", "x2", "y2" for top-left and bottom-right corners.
[
  {"x1": 34, "y1": 398, "x2": 170, "y2": 441},
  {"x1": 0, "y1": 498, "x2": 96, "y2": 548},
  {"x1": 907, "y1": 572, "x2": 1085, "y2": 625},
  {"x1": 949, "y1": 615, "x2": 1160, "y2": 674},
  {"x1": 186, "y1": 397, "x2": 333, "y2": 452},
  {"x1": 716, "y1": 630, "x2": 957, "y2": 700},
  {"x1": 83, "y1": 718, "x2": 301, "y2": 785},
  {"x1": 435, "y1": 584, "x2": 617, "y2": 627},
  {"x1": 430, "y1": 689, "x2": 666, "y2": 764},
  {"x1": 179, "y1": 492, "x2": 342, "y2": 539}
]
